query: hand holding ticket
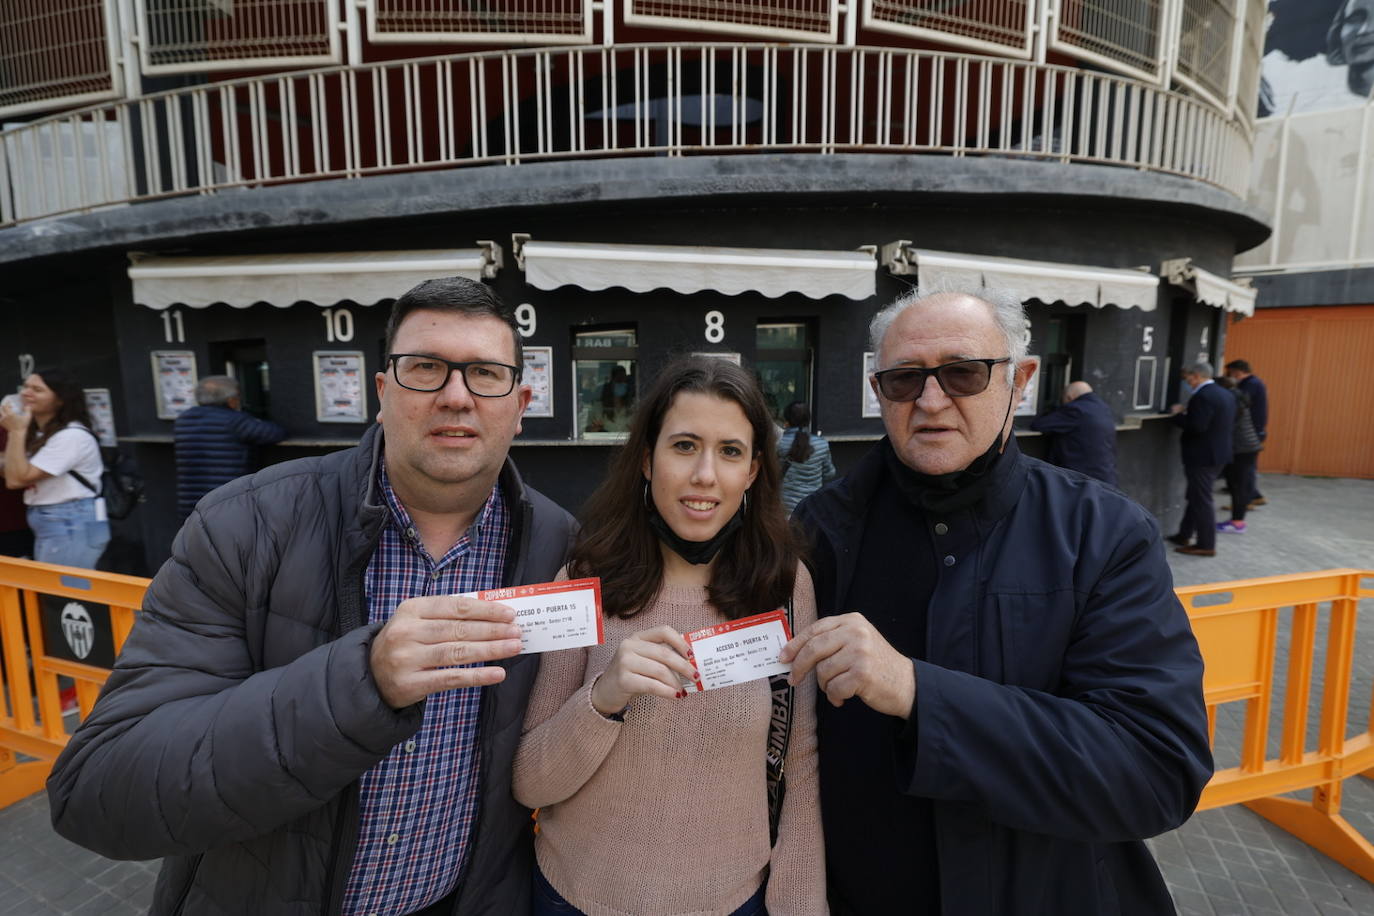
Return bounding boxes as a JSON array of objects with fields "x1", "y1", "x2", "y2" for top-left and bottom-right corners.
[
  {"x1": 680, "y1": 609, "x2": 792, "y2": 693},
  {"x1": 459, "y1": 578, "x2": 605, "y2": 655}
]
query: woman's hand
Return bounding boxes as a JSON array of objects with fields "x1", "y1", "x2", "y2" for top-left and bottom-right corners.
[
  {"x1": 0, "y1": 401, "x2": 30, "y2": 433},
  {"x1": 590, "y1": 625, "x2": 697, "y2": 716}
]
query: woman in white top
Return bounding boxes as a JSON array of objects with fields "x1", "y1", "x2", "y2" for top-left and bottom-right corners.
[{"x1": 1, "y1": 369, "x2": 109, "y2": 569}]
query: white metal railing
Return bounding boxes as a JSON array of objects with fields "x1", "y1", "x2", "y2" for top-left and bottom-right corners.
[{"x1": 0, "y1": 42, "x2": 1253, "y2": 228}]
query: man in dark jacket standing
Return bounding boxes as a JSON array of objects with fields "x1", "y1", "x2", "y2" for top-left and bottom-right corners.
[
  {"x1": 1028, "y1": 380, "x2": 1118, "y2": 485},
  {"x1": 779, "y1": 288, "x2": 1211, "y2": 916},
  {"x1": 1225, "y1": 358, "x2": 1269, "y2": 506},
  {"x1": 1168, "y1": 362, "x2": 1235, "y2": 557},
  {"x1": 48, "y1": 277, "x2": 577, "y2": 915},
  {"x1": 173, "y1": 374, "x2": 288, "y2": 518}
]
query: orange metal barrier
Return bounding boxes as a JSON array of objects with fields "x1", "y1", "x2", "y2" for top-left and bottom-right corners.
[
  {"x1": 1, "y1": 560, "x2": 1373, "y2": 878},
  {"x1": 0, "y1": 557, "x2": 146, "y2": 807},
  {"x1": 1182, "y1": 568, "x2": 1374, "y2": 882}
]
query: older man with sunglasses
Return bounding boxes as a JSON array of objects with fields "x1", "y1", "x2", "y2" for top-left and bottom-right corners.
[
  {"x1": 49, "y1": 277, "x2": 576, "y2": 915},
  {"x1": 782, "y1": 288, "x2": 1211, "y2": 916}
]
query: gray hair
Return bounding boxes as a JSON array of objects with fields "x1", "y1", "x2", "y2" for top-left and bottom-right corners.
[
  {"x1": 195, "y1": 375, "x2": 240, "y2": 406},
  {"x1": 1189, "y1": 361, "x2": 1215, "y2": 378},
  {"x1": 869, "y1": 285, "x2": 1029, "y2": 384}
]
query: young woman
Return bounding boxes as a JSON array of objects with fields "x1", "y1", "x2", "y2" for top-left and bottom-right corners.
[
  {"x1": 1, "y1": 369, "x2": 109, "y2": 569},
  {"x1": 513, "y1": 357, "x2": 825, "y2": 916},
  {"x1": 777, "y1": 401, "x2": 837, "y2": 514}
]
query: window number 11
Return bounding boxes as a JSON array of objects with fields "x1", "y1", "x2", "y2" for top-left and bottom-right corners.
[{"x1": 160, "y1": 309, "x2": 185, "y2": 343}]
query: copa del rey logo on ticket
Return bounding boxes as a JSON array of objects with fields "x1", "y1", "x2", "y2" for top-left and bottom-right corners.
[
  {"x1": 681, "y1": 609, "x2": 793, "y2": 693},
  {"x1": 460, "y1": 578, "x2": 604, "y2": 655}
]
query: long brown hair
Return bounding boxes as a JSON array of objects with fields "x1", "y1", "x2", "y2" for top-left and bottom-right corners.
[
  {"x1": 569, "y1": 356, "x2": 803, "y2": 620},
  {"x1": 25, "y1": 368, "x2": 92, "y2": 457}
]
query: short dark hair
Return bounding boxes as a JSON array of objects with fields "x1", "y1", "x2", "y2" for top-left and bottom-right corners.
[
  {"x1": 383, "y1": 277, "x2": 523, "y2": 373},
  {"x1": 568, "y1": 356, "x2": 804, "y2": 621},
  {"x1": 1224, "y1": 359, "x2": 1251, "y2": 373}
]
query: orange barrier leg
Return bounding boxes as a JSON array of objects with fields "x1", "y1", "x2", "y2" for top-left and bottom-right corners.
[
  {"x1": 1245, "y1": 793, "x2": 1374, "y2": 884},
  {"x1": 0, "y1": 747, "x2": 50, "y2": 808}
]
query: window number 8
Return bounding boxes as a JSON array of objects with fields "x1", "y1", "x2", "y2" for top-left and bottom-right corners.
[
  {"x1": 704, "y1": 310, "x2": 725, "y2": 344},
  {"x1": 516, "y1": 303, "x2": 537, "y2": 338}
]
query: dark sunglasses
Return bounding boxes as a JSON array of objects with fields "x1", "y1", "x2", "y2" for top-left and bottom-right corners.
[{"x1": 872, "y1": 357, "x2": 1011, "y2": 401}]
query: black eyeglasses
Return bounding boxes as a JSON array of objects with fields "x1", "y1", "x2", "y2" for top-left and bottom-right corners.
[
  {"x1": 872, "y1": 357, "x2": 1011, "y2": 401},
  {"x1": 387, "y1": 354, "x2": 521, "y2": 397}
]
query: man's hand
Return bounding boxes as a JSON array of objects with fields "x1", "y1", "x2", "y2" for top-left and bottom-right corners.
[
  {"x1": 589, "y1": 625, "x2": 697, "y2": 716},
  {"x1": 1168, "y1": 403, "x2": 1185, "y2": 415},
  {"x1": 780, "y1": 613, "x2": 916, "y2": 718},
  {"x1": 370, "y1": 595, "x2": 525, "y2": 709}
]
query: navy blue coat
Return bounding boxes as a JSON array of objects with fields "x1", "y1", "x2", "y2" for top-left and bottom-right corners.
[
  {"x1": 174, "y1": 405, "x2": 288, "y2": 517},
  {"x1": 1173, "y1": 382, "x2": 1234, "y2": 468},
  {"x1": 793, "y1": 438, "x2": 1212, "y2": 916},
  {"x1": 1028, "y1": 391, "x2": 1118, "y2": 485}
]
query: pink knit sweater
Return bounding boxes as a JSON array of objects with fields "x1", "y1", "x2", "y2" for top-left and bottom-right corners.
[{"x1": 513, "y1": 565, "x2": 826, "y2": 916}]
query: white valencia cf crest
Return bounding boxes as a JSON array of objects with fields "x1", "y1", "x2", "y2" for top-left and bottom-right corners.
[{"x1": 60, "y1": 602, "x2": 95, "y2": 660}]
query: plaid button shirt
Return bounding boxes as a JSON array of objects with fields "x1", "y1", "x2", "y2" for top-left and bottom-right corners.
[{"x1": 341, "y1": 465, "x2": 510, "y2": 916}]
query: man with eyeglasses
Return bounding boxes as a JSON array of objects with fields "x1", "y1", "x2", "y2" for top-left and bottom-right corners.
[
  {"x1": 49, "y1": 277, "x2": 576, "y2": 915},
  {"x1": 782, "y1": 288, "x2": 1210, "y2": 916}
]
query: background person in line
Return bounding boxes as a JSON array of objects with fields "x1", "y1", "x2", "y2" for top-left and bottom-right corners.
[
  {"x1": 47, "y1": 278, "x2": 576, "y2": 915},
  {"x1": 173, "y1": 374, "x2": 288, "y2": 520},
  {"x1": 778, "y1": 401, "x2": 837, "y2": 513},
  {"x1": 1027, "y1": 380, "x2": 1118, "y2": 486},
  {"x1": 514, "y1": 357, "x2": 824, "y2": 916},
  {"x1": 1224, "y1": 359, "x2": 1269, "y2": 508},
  {"x1": 1, "y1": 368, "x2": 109, "y2": 569},
  {"x1": 1168, "y1": 362, "x2": 1234, "y2": 557},
  {"x1": 1215, "y1": 376, "x2": 1263, "y2": 535},
  {"x1": 779, "y1": 288, "x2": 1211, "y2": 915}
]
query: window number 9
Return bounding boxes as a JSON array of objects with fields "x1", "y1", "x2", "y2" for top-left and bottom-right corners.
[
  {"x1": 704, "y1": 310, "x2": 725, "y2": 344},
  {"x1": 1142, "y1": 326, "x2": 1154, "y2": 353},
  {"x1": 516, "y1": 303, "x2": 537, "y2": 338}
]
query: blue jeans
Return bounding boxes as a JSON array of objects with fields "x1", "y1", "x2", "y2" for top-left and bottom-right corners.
[
  {"x1": 27, "y1": 498, "x2": 109, "y2": 570},
  {"x1": 532, "y1": 865, "x2": 767, "y2": 916}
]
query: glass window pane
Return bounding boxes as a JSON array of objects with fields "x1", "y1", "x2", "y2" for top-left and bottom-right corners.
[
  {"x1": 757, "y1": 323, "x2": 805, "y2": 350},
  {"x1": 756, "y1": 321, "x2": 811, "y2": 425},
  {"x1": 575, "y1": 358, "x2": 637, "y2": 437}
]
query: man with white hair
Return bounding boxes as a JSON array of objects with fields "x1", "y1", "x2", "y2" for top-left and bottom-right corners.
[{"x1": 782, "y1": 288, "x2": 1211, "y2": 915}]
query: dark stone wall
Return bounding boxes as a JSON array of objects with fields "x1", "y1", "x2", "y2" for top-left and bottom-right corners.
[{"x1": 0, "y1": 156, "x2": 1252, "y2": 574}]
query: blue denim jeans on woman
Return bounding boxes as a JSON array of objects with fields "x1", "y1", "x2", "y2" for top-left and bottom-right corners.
[
  {"x1": 532, "y1": 865, "x2": 767, "y2": 916},
  {"x1": 27, "y1": 497, "x2": 109, "y2": 570}
]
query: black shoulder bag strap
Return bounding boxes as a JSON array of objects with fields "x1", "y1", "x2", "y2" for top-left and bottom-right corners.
[
  {"x1": 66, "y1": 426, "x2": 102, "y2": 496},
  {"x1": 766, "y1": 597, "x2": 795, "y2": 847}
]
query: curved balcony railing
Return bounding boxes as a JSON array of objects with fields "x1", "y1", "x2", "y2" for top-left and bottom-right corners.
[{"x1": 0, "y1": 42, "x2": 1253, "y2": 229}]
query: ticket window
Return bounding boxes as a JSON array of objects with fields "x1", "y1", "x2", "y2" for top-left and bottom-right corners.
[
  {"x1": 755, "y1": 322, "x2": 813, "y2": 426},
  {"x1": 209, "y1": 338, "x2": 271, "y2": 419},
  {"x1": 573, "y1": 327, "x2": 637, "y2": 439},
  {"x1": 1035, "y1": 317, "x2": 1084, "y2": 414}
]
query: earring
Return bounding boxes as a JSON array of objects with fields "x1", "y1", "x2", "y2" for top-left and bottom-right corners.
[
  {"x1": 743, "y1": 489, "x2": 750, "y2": 514},
  {"x1": 643, "y1": 479, "x2": 652, "y2": 509}
]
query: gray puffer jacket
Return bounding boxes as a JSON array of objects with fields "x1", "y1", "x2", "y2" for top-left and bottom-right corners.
[{"x1": 47, "y1": 425, "x2": 576, "y2": 915}]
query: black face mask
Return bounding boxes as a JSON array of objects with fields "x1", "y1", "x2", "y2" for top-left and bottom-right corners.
[{"x1": 647, "y1": 502, "x2": 746, "y2": 566}]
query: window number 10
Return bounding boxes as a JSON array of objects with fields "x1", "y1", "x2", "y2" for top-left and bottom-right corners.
[{"x1": 323, "y1": 307, "x2": 354, "y2": 342}]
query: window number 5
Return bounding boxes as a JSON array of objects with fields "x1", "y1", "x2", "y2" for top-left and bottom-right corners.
[{"x1": 1142, "y1": 326, "x2": 1154, "y2": 353}]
